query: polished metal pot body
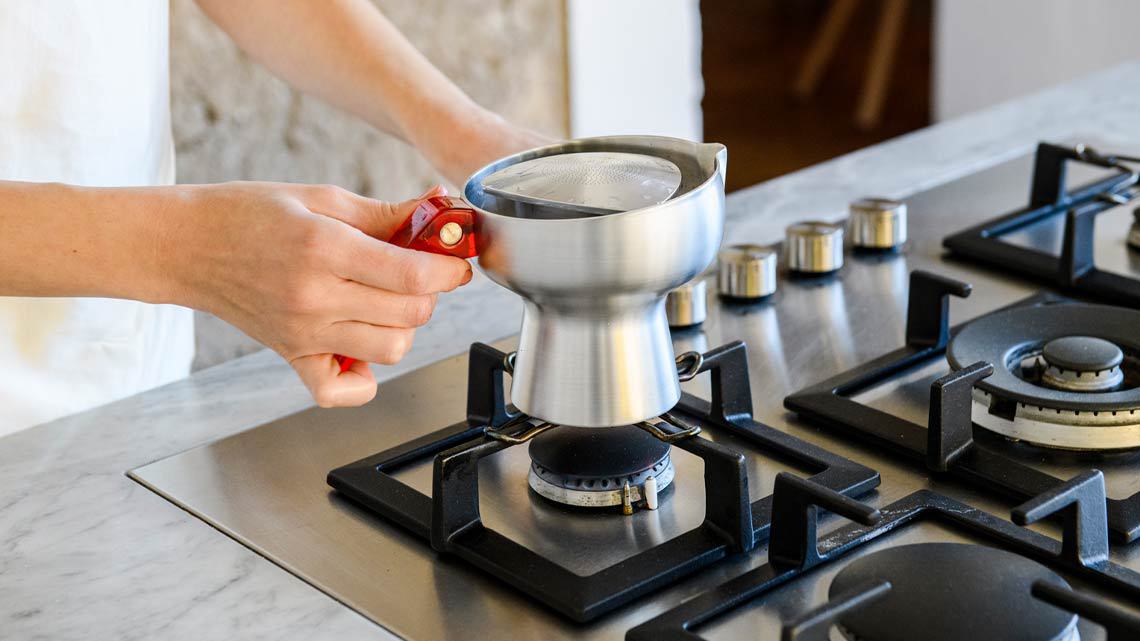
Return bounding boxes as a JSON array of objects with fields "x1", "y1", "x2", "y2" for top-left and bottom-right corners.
[{"x1": 464, "y1": 136, "x2": 727, "y2": 427}]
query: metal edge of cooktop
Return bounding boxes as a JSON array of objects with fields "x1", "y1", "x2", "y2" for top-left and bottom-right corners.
[{"x1": 127, "y1": 141, "x2": 1140, "y2": 641}]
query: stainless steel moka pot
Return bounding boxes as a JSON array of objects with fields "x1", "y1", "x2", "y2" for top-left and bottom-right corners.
[{"x1": 464, "y1": 136, "x2": 727, "y2": 428}]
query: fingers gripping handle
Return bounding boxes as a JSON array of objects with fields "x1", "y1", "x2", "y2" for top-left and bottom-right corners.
[
  {"x1": 387, "y1": 196, "x2": 479, "y2": 258},
  {"x1": 336, "y1": 196, "x2": 478, "y2": 373}
]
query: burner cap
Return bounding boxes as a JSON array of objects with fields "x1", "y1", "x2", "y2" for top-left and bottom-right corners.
[
  {"x1": 1043, "y1": 336, "x2": 1123, "y2": 374},
  {"x1": 947, "y1": 303, "x2": 1140, "y2": 450},
  {"x1": 527, "y1": 425, "x2": 673, "y2": 508},
  {"x1": 1040, "y1": 336, "x2": 1124, "y2": 392},
  {"x1": 829, "y1": 543, "x2": 1077, "y2": 641},
  {"x1": 528, "y1": 425, "x2": 669, "y2": 476}
]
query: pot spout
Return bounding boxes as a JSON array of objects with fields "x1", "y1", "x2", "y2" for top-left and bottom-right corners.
[{"x1": 702, "y1": 143, "x2": 728, "y2": 184}]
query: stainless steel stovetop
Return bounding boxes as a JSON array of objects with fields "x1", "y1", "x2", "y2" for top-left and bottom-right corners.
[{"x1": 129, "y1": 148, "x2": 1140, "y2": 640}]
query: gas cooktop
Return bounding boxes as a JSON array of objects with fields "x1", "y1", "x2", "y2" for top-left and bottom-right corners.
[
  {"x1": 130, "y1": 142, "x2": 1140, "y2": 640},
  {"x1": 326, "y1": 340, "x2": 879, "y2": 622}
]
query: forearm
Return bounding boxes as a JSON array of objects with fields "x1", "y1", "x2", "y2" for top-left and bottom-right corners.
[
  {"x1": 0, "y1": 181, "x2": 179, "y2": 303},
  {"x1": 193, "y1": 0, "x2": 549, "y2": 185},
  {"x1": 192, "y1": 0, "x2": 477, "y2": 145}
]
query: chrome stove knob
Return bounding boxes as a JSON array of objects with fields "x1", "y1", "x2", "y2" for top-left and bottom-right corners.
[
  {"x1": 665, "y1": 278, "x2": 707, "y2": 328},
  {"x1": 716, "y1": 244, "x2": 777, "y2": 300},
  {"x1": 849, "y1": 197, "x2": 907, "y2": 250},
  {"x1": 785, "y1": 221, "x2": 844, "y2": 274}
]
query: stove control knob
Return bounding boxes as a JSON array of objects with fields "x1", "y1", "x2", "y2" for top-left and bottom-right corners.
[
  {"x1": 665, "y1": 278, "x2": 707, "y2": 328},
  {"x1": 785, "y1": 221, "x2": 844, "y2": 274},
  {"x1": 1129, "y1": 207, "x2": 1140, "y2": 251},
  {"x1": 717, "y1": 244, "x2": 777, "y2": 301},
  {"x1": 849, "y1": 197, "x2": 907, "y2": 250}
]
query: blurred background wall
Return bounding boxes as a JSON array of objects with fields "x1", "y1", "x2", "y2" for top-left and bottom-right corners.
[
  {"x1": 566, "y1": 0, "x2": 703, "y2": 140},
  {"x1": 701, "y1": 0, "x2": 1140, "y2": 190},
  {"x1": 700, "y1": 0, "x2": 933, "y2": 191},
  {"x1": 934, "y1": 0, "x2": 1140, "y2": 120},
  {"x1": 177, "y1": 0, "x2": 1140, "y2": 370}
]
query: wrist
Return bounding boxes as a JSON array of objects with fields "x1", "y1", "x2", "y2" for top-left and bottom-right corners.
[
  {"x1": 129, "y1": 184, "x2": 200, "y2": 307},
  {"x1": 397, "y1": 98, "x2": 486, "y2": 179},
  {"x1": 411, "y1": 105, "x2": 550, "y2": 186}
]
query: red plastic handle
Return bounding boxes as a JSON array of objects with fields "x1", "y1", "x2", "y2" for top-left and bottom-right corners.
[
  {"x1": 336, "y1": 196, "x2": 478, "y2": 372},
  {"x1": 386, "y1": 196, "x2": 479, "y2": 258}
]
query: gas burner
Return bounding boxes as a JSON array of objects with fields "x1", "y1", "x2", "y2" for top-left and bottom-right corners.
[
  {"x1": 784, "y1": 270, "x2": 1140, "y2": 542},
  {"x1": 629, "y1": 473, "x2": 1140, "y2": 641},
  {"x1": 947, "y1": 303, "x2": 1140, "y2": 450},
  {"x1": 830, "y1": 543, "x2": 1078, "y2": 641},
  {"x1": 329, "y1": 341, "x2": 879, "y2": 621},
  {"x1": 527, "y1": 425, "x2": 674, "y2": 509},
  {"x1": 1039, "y1": 336, "x2": 1125, "y2": 392}
]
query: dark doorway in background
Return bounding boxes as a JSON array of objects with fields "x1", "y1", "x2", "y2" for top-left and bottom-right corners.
[{"x1": 702, "y1": 0, "x2": 933, "y2": 192}]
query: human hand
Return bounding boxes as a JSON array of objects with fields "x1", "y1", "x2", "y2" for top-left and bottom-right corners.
[{"x1": 163, "y1": 182, "x2": 471, "y2": 407}]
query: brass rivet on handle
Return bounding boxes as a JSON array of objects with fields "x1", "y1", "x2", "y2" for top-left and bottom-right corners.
[{"x1": 439, "y1": 222, "x2": 464, "y2": 247}]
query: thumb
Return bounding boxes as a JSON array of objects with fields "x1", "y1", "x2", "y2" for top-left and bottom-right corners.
[
  {"x1": 358, "y1": 184, "x2": 449, "y2": 241},
  {"x1": 302, "y1": 184, "x2": 448, "y2": 240}
]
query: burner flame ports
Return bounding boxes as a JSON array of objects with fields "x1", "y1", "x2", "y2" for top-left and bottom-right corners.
[{"x1": 1039, "y1": 336, "x2": 1125, "y2": 393}]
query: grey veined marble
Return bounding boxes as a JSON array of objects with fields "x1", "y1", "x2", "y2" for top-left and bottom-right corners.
[{"x1": 5, "y1": 61, "x2": 1140, "y2": 640}]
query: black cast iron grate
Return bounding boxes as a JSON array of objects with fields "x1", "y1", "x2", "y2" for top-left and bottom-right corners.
[
  {"x1": 327, "y1": 341, "x2": 880, "y2": 623},
  {"x1": 943, "y1": 141, "x2": 1140, "y2": 307},
  {"x1": 784, "y1": 270, "x2": 1140, "y2": 542},
  {"x1": 627, "y1": 471, "x2": 1140, "y2": 641}
]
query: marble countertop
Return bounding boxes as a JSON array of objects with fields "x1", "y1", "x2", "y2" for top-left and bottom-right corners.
[{"x1": 5, "y1": 61, "x2": 1140, "y2": 640}]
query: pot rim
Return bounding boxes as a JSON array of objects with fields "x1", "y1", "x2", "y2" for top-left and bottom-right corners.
[{"x1": 462, "y1": 135, "x2": 726, "y2": 225}]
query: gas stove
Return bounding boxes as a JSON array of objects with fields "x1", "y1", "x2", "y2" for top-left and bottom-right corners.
[
  {"x1": 326, "y1": 341, "x2": 878, "y2": 622},
  {"x1": 630, "y1": 480, "x2": 1140, "y2": 641},
  {"x1": 130, "y1": 141, "x2": 1140, "y2": 640},
  {"x1": 784, "y1": 282, "x2": 1140, "y2": 542}
]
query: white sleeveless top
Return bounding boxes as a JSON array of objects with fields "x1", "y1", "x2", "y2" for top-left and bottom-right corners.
[{"x1": 0, "y1": 1, "x2": 194, "y2": 436}]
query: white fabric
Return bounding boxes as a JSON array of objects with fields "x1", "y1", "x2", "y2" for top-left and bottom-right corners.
[{"x1": 0, "y1": 1, "x2": 193, "y2": 436}]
